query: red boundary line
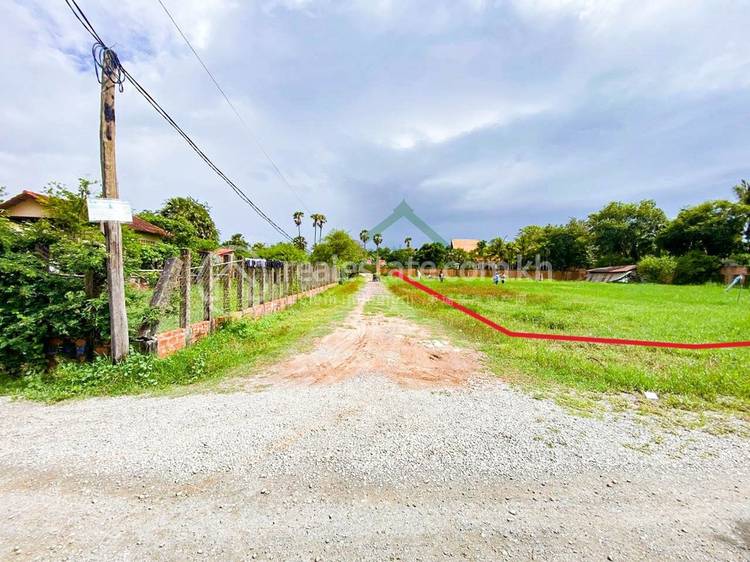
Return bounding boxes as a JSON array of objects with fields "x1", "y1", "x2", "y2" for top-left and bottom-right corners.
[{"x1": 390, "y1": 271, "x2": 750, "y2": 350}]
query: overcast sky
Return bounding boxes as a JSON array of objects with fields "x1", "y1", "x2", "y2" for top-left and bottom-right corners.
[{"x1": 2, "y1": 0, "x2": 749, "y2": 247}]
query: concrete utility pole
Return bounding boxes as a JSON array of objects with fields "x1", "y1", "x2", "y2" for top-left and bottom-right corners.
[{"x1": 99, "y1": 49, "x2": 129, "y2": 362}]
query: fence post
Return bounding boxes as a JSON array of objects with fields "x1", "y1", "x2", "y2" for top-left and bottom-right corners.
[
  {"x1": 180, "y1": 248, "x2": 191, "y2": 332},
  {"x1": 249, "y1": 265, "x2": 255, "y2": 308},
  {"x1": 236, "y1": 258, "x2": 244, "y2": 311},
  {"x1": 259, "y1": 266, "x2": 266, "y2": 305},
  {"x1": 203, "y1": 253, "x2": 214, "y2": 323},
  {"x1": 222, "y1": 254, "x2": 231, "y2": 313},
  {"x1": 283, "y1": 262, "x2": 289, "y2": 298}
]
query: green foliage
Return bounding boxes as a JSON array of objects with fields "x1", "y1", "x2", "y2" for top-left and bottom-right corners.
[
  {"x1": 0, "y1": 205, "x2": 109, "y2": 374},
  {"x1": 414, "y1": 242, "x2": 447, "y2": 267},
  {"x1": 160, "y1": 196, "x2": 219, "y2": 243},
  {"x1": 311, "y1": 229, "x2": 366, "y2": 264},
  {"x1": 658, "y1": 200, "x2": 749, "y2": 258},
  {"x1": 256, "y1": 242, "x2": 309, "y2": 262},
  {"x1": 587, "y1": 200, "x2": 667, "y2": 265},
  {"x1": 0, "y1": 180, "x2": 168, "y2": 374},
  {"x1": 444, "y1": 247, "x2": 469, "y2": 267},
  {"x1": 672, "y1": 251, "x2": 722, "y2": 285},
  {"x1": 637, "y1": 255, "x2": 677, "y2": 284},
  {"x1": 540, "y1": 220, "x2": 591, "y2": 270},
  {"x1": 508, "y1": 225, "x2": 546, "y2": 262},
  {"x1": 0, "y1": 279, "x2": 363, "y2": 401}
]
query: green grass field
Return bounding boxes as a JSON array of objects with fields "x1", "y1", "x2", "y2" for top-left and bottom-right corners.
[{"x1": 382, "y1": 277, "x2": 750, "y2": 415}]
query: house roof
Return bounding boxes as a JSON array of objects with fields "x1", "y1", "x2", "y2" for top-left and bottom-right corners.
[
  {"x1": 586, "y1": 265, "x2": 637, "y2": 274},
  {"x1": 131, "y1": 216, "x2": 168, "y2": 237},
  {"x1": 0, "y1": 189, "x2": 48, "y2": 210},
  {"x1": 1, "y1": 190, "x2": 168, "y2": 238},
  {"x1": 451, "y1": 239, "x2": 480, "y2": 252},
  {"x1": 215, "y1": 247, "x2": 235, "y2": 257}
]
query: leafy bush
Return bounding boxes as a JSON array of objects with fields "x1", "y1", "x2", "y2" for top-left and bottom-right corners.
[
  {"x1": 637, "y1": 255, "x2": 677, "y2": 284},
  {"x1": 672, "y1": 251, "x2": 722, "y2": 285}
]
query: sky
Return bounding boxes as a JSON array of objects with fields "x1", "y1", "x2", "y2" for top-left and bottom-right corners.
[{"x1": 2, "y1": 0, "x2": 750, "y2": 248}]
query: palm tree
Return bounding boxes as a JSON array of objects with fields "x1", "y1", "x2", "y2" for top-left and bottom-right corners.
[
  {"x1": 292, "y1": 235, "x2": 307, "y2": 251},
  {"x1": 373, "y1": 233, "x2": 384, "y2": 276},
  {"x1": 293, "y1": 211, "x2": 304, "y2": 237},
  {"x1": 360, "y1": 229, "x2": 370, "y2": 249},
  {"x1": 404, "y1": 236, "x2": 412, "y2": 249},
  {"x1": 310, "y1": 213, "x2": 322, "y2": 245},
  {"x1": 318, "y1": 214, "x2": 327, "y2": 242}
]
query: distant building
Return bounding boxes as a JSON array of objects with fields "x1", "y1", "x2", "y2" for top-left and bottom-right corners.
[
  {"x1": 451, "y1": 239, "x2": 480, "y2": 253},
  {"x1": 0, "y1": 189, "x2": 168, "y2": 243},
  {"x1": 585, "y1": 265, "x2": 638, "y2": 283}
]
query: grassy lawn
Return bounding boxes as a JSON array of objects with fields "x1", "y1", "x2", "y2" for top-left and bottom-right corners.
[
  {"x1": 382, "y1": 276, "x2": 750, "y2": 416},
  {"x1": 0, "y1": 278, "x2": 362, "y2": 402}
]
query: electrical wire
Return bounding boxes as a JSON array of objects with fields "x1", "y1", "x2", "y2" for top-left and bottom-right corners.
[
  {"x1": 155, "y1": 0, "x2": 312, "y2": 213},
  {"x1": 64, "y1": 0, "x2": 294, "y2": 241}
]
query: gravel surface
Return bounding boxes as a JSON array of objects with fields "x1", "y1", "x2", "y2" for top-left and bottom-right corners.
[{"x1": 1, "y1": 283, "x2": 749, "y2": 560}]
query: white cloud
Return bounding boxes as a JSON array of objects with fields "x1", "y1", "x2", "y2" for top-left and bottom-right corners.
[{"x1": 1, "y1": 0, "x2": 749, "y2": 245}]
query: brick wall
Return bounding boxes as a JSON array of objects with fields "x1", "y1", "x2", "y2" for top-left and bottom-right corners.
[{"x1": 155, "y1": 283, "x2": 338, "y2": 359}]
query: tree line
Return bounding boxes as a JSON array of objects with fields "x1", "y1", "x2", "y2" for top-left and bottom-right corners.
[{"x1": 359, "y1": 181, "x2": 750, "y2": 284}]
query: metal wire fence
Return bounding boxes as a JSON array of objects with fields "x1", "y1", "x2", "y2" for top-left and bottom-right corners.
[{"x1": 134, "y1": 251, "x2": 338, "y2": 345}]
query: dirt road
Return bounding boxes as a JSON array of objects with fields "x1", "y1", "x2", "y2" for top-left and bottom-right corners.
[{"x1": 1, "y1": 281, "x2": 749, "y2": 560}]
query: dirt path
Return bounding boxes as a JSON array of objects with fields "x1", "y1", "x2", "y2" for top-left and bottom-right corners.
[
  {"x1": 1, "y1": 281, "x2": 749, "y2": 560},
  {"x1": 256, "y1": 279, "x2": 486, "y2": 387}
]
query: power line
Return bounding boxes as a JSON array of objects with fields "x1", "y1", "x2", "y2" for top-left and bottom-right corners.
[
  {"x1": 64, "y1": 0, "x2": 294, "y2": 241},
  {"x1": 155, "y1": 0, "x2": 312, "y2": 213}
]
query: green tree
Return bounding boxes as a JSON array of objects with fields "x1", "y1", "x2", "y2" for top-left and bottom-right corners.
[
  {"x1": 256, "y1": 242, "x2": 308, "y2": 262},
  {"x1": 672, "y1": 251, "x2": 722, "y2": 285},
  {"x1": 508, "y1": 225, "x2": 546, "y2": 263},
  {"x1": 292, "y1": 235, "x2": 307, "y2": 251},
  {"x1": 310, "y1": 213, "x2": 324, "y2": 245},
  {"x1": 0, "y1": 180, "x2": 154, "y2": 373},
  {"x1": 657, "y1": 200, "x2": 749, "y2": 258},
  {"x1": 415, "y1": 242, "x2": 447, "y2": 267},
  {"x1": 733, "y1": 180, "x2": 750, "y2": 205},
  {"x1": 359, "y1": 229, "x2": 370, "y2": 249},
  {"x1": 293, "y1": 211, "x2": 304, "y2": 237},
  {"x1": 372, "y1": 233, "x2": 383, "y2": 251},
  {"x1": 486, "y1": 237, "x2": 507, "y2": 262},
  {"x1": 472, "y1": 240, "x2": 488, "y2": 261},
  {"x1": 541, "y1": 220, "x2": 591, "y2": 270},
  {"x1": 311, "y1": 230, "x2": 365, "y2": 264},
  {"x1": 160, "y1": 197, "x2": 219, "y2": 243},
  {"x1": 587, "y1": 200, "x2": 667, "y2": 264},
  {"x1": 638, "y1": 255, "x2": 677, "y2": 284}
]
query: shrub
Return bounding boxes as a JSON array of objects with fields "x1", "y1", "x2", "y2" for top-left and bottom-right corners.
[
  {"x1": 672, "y1": 251, "x2": 722, "y2": 285},
  {"x1": 637, "y1": 255, "x2": 677, "y2": 284}
]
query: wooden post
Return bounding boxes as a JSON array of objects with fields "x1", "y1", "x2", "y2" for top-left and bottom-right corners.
[
  {"x1": 284, "y1": 263, "x2": 289, "y2": 297},
  {"x1": 273, "y1": 267, "x2": 278, "y2": 301},
  {"x1": 236, "y1": 259, "x2": 244, "y2": 311},
  {"x1": 203, "y1": 253, "x2": 213, "y2": 322},
  {"x1": 180, "y1": 249, "x2": 191, "y2": 330},
  {"x1": 222, "y1": 254, "x2": 231, "y2": 313},
  {"x1": 249, "y1": 265, "x2": 255, "y2": 307},
  {"x1": 100, "y1": 50, "x2": 129, "y2": 362},
  {"x1": 259, "y1": 266, "x2": 266, "y2": 305}
]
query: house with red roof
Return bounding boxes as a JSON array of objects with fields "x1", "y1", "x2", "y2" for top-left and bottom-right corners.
[{"x1": 0, "y1": 190, "x2": 169, "y2": 243}]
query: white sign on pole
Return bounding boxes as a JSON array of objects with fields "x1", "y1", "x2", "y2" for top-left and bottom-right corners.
[{"x1": 87, "y1": 198, "x2": 133, "y2": 223}]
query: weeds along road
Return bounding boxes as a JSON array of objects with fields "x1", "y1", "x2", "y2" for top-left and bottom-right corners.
[{"x1": 1, "y1": 281, "x2": 749, "y2": 560}]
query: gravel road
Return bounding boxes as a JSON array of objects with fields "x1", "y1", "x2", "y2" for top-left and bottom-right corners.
[{"x1": 1, "y1": 283, "x2": 749, "y2": 560}]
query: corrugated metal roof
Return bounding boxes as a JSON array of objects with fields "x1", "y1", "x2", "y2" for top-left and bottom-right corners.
[{"x1": 586, "y1": 264, "x2": 637, "y2": 274}]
